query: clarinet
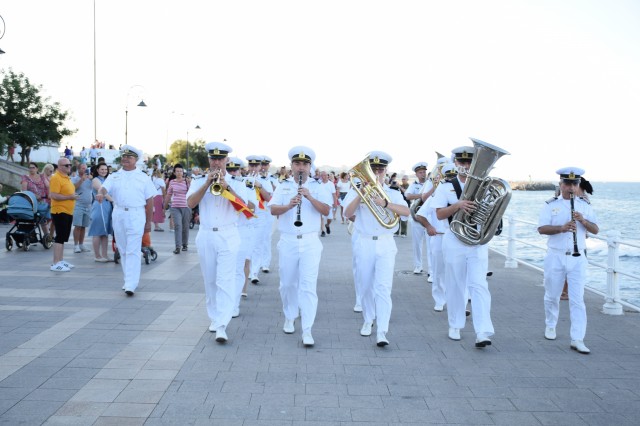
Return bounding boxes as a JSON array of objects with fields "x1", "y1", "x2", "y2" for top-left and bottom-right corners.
[
  {"x1": 294, "y1": 172, "x2": 303, "y2": 227},
  {"x1": 569, "y1": 191, "x2": 581, "y2": 257}
]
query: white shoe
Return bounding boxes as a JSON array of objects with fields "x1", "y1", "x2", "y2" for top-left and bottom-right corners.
[
  {"x1": 61, "y1": 261, "x2": 74, "y2": 269},
  {"x1": 302, "y1": 332, "x2": 314, "y2": 346},
  {"x1": 232, "y1": 308, "x2": 240, "y2": 318},
  {"x1": 570, "y1": 340, "x2": 590, "y2": 354},
  {"x1": 475, "y1": 333, "x2": 492, "y2": 348},
  {"x1": 353, "y1": 304, "x2": 363, "y2": 313},
  {"x1": 215, "y1": 327, "x2": 228, "y2": 343},
  {"x1": 427, "y1": 274, "x2": 433, "y2": 283},
  {"x1": 544, "y1": 327, "x2": 556, "y2": 340},
  {"x1": 360, "y1": 322, "x2": 373, "y2": 336},
  {"x1": 50, "y1": 262, "x2": 70, "y2": 272},
  {"x1": 261, "y1": 267, "x2": 270, "y2": 273},
  {"x1": 448, "y1": 328, "x2": 461, "y2": 341},
  {"x1": 74, "y1": 246, "x2": 81, "y2": 253},
  {"x1": 208, "y1": 321, "x2": 217, "y2": 332},
  {"x1": 80, "y1": 246, "x2": 91, "y2": 252},
  {"x1": 434, "y1": 305, "x2": 444, "y2": 312},
  {"x1": 250, "y1": 275, "x2": 260, "y2": 284},
  {"x1": 376, "y1": 332, "x2": 389, "y2": 347},
  {"x1": 413, "y1": 267, "x2": 422, "y2": 274},
  {"x1": 241, "y1": 292, "x2": 248, "y2": 298},
  {"x1": 283, "y1": 319, "x2": 295, "y2": 334}
]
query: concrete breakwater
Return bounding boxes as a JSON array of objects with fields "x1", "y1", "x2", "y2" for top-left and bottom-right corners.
[{"x1": 509, "y1": 181, "x2": 556, "y2": 191}]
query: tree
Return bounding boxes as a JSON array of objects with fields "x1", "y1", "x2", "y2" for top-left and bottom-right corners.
[
  {"x1": 0, "y1": 68, "x2": 76, "y2": 165},
  {"x1": 166, "y1": 139, "x2": 207, "y2": 170}
]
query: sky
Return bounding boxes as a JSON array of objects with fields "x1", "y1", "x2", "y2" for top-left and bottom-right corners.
[{"x1": 2, "y1": 0, "x2": 639, "y2": 181}]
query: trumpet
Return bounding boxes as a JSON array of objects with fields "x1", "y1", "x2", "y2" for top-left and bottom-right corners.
[{"x1": 209, "y1": 170, "x2": 223, "y2": 195}]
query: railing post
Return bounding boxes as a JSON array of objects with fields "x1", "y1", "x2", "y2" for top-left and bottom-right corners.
[
  {"x1": 504, "y1": 215, "x2": 518, "y2": 268},
  {"x1": 602, "y1": 230, "x2": 623, "y2": 315}
]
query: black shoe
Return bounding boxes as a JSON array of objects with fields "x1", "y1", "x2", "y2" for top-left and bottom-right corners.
[
  {"x1": 321, "y1": 231, "x2": 326, "y2": 237},
  {"x1": 173, "y1": 248, "x2": 180, "y2": 254},
  {"x1": 125, "y1": 290, "x2": 134, "y2": 297},
  {"x1": 326, "y1": 225, "x2": 331, "y2": 235},
  {"x1": 466, "y1": 310, "x2": 471, "y2": 317},
  {"x1": 182, "y1": 245, "x2": 188, "y2": 251}
]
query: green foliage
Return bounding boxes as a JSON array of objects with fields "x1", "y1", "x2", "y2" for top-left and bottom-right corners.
[
  {"x1": 166, "y1": 139, "x2": 207, "y2": 170},
  {"x1": 0, "y1": 68, "x2": 76, "y2": 163}
]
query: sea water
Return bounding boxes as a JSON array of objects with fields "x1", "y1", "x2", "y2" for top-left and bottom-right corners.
[{"x1": 488, "y1": 182, "x2": 640, "y2": 308}]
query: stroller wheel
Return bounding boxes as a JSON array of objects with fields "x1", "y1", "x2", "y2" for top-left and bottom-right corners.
[
  {"x1": 42, "y1": 233, "x2": 53, "y2": 249},
  {"x1": 23, "y1": 242, "x2": 30, "y2": 251},
  {"x1": 5, "y1": 235, "x2": 12, "y2": 251},
  {"x1": 143, "y1": 249, "x2": 150, "y2": 265},
  {"x1": 189, "y1": 221, "x2": 195, "y2": 229},
  {"x1": 114, "y1": 250, "x2": 120, "y2": 264},
  {"x1": 150, "y1": 249, "x2": 158, "y2": 261}
]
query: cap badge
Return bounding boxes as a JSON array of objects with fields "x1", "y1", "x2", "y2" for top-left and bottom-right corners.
[
  {"x1": 213, "y1": 148, "x2": 220, "y2": 155},
  {"x1": 372, "y1": 156, "x2": 380, "y2": 164},
  {"x1": 568, "y1": 172, "x2": 576, "y2": 179}
]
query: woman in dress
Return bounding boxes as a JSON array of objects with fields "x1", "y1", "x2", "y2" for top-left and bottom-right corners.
[
  {"x1": 88, "y1": 163, "x2": 113, "y2": 262},
  {"x1": 152, "y1": 169, "x2": 166, "y2": 231},
  {"x1": 164, "y1": 163, "x2": 191, "y2": 254},
  {"x1": 21, "y1": 162, "x2": 50, "y2": 235}
]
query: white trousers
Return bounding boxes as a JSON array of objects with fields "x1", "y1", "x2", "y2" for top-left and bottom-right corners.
[
  {"x1": 234, "y1": 224, "x2": 257, "y2": 310},
  {"x1": 353, "y1": 234, "x2": 397, "y2": 333},
  {"x1": 351, "y1": 232, "x2": 362, "y2": 308},
  {"x1": 543, "y1": 250, "x2": 587, "y2": 340},
  {"x1": 429, "y1": 234, "x2": 446, "y2": 307},
  {"x1": 196, "y1": 227, "x2": 240, "y2": 328},
  {"x1": 442, "y1": 232, "x2": 493, "y2": 336},
  {"x1": 410, "y1": 219, "x2": 430, "y2": 273},
  {"x1": 278, "y1": 233, "x2": 323, "y2": 332},
  {"x1": 112, "y1": 207, "x2": 145, "y2": 292},
  {"x1": 250, "y1": 214, "x2": 271, "y2": 276}
]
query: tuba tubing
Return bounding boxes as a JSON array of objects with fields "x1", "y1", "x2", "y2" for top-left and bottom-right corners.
[
  {"x1": 349, "y1": 156, "x2": 400, "y2": 229},
  {"x1": 450, "y1": 138, "x2": 512, "y2": 245}
]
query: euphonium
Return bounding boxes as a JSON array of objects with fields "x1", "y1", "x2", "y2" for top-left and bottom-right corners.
[
  {"x1": 349, "y1": 156, "x2": 400, "y2": 229},
  {"x1": 450, "y1": 138, "x2": 512, "y2": 245},
  {"x1": 209, "y1": 170, "x2": 223, "y2": 195},
  {"x1": 410, "y1": 151, "x2": 446, "y2": 221}
]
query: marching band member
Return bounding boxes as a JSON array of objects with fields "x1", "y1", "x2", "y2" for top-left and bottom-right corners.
[
  {"x1": 269, "y1": 146, "x2": 332, "y2": 347},
  {"x1": 431, "y1": 146, "x2": 494, "y2": 348},
  {"x1": 405, "y1": 161, "x2": 429, "y2": 275},
  {"x1": 246, "y1": 155, "x2": 273, "y2": 284},
  {"x1": 187, "y1": 142, "x2": 247, "y2": 343},
  {"x1": 538, "y1": 167, "x2": 599, "y2": 354},
  {"x1": 258, "y1": 155, "x2": 277, "y2": 273},
  {"x1": 95, "y1": 145, "x2": 155, "y2": 296},
  {"x1": 415, "y1": 163, "x2": 456, "y2": 312},
  {"x1": 343, "y1": 151, "x2": 410, "y2": 347},
  {"x1": 225, "y1": 157, "x2": 257, "y2": 316}
]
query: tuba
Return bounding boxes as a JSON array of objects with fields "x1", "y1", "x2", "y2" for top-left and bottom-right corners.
[
  {"x1": 349, "y1": 156, "x2": 400, "y2": 229},
  {"x1": 450, "y1": 138, "x2": 512, "y2": 245},
  {"x1": 410, "y1": 151, "x2": 446, "y2": 221}
]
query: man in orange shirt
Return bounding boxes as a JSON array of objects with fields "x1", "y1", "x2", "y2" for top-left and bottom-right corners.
[{"x1": 49, "y1": 157, "x2": 78, "y2": 272}]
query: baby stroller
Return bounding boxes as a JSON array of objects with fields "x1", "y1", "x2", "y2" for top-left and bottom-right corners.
[
  {"x1": 112, "y1": 231, "x2": 158, "y2": 265},
  {"x1": 5, "y1": 191, "x2": 53, "y2": 251},
  {"x1": 189, "y1": 205, "x2": 200, "y2": 229}
]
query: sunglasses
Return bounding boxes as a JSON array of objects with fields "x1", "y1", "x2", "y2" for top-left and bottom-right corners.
[{"x1": 61, "y1": 164, "x2": 72, "y2": 168}]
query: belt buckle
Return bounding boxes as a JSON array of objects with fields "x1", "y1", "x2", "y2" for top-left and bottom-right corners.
[
  {"x1": 372, "y1": 236, "x2": 378, "y2": 240},
  {"x1": 565, "y1": 251, "x2": 571, "y2": 255},
  {"x1": 212, "y1": 227, "x2": 219, "y2": 232},
  {"x1": 297, "y1": 235, "x2": 303, "y2": 239},
  {"x1": 124, "y1": 207, "x2": 129, "y2": 211}
]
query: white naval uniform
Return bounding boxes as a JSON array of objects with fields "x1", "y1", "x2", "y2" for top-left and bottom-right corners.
[
  {"x1": 187, "y1": 176, "x2": 244, "y2": 329},
  {"x1": 269, "y1": 179, "x2": 332, "y2": 333},
  {"x1": 406, "y1": 180, "x2": 429, "y2": 273},
  {"x1": 343, "y1": 185, "x2": 407, "y2": 334},
  {"x1": 249, "y1": 177, "x2": 274, "y2": 278},
  {"x1": 233, "y1": 177, "x2": 258, "y2": 312},
  {"x1": 538, "y1": 196, "x2": 598, "y2": 341},
  {"x1": 101, "y1": 169, "x2": 156, "y2": 292},
  {"x1": 416, "y1": 193, "x2": 448, "y2": 308},
  {"x1": 431, "y1": 178, "x2": 494, "y2": 337},
  {"x1": 258, "y1": 175, "x2": 276, "y2": 271}
]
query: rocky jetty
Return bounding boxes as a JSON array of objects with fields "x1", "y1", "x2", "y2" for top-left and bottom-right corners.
[{"x1": 509, "y1": 181, "x2": 556, "y2": 191}]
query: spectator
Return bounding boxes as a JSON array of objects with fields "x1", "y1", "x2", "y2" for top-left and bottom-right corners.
[
  {"x1": 151, "y1": 169, "x2": 166, "y2": 231},
  {"x1": 164, "y1": 163, "x2": 191, "y2": 253},
  {"x1": 71, "y1": 163, "x2": 93, "y2": 253},
  {"x1": 6, "y1": 143, "x2": 15, "y2": 162},
  {"x1": 42, "y1": 163, "x2": 56, "y2": 238},
  {"x1": 88, "y1": 163, "x2": 113, "y2": 261},
  {"x1": 21, "y1": 162, "x2": 50, "y2": 236},
  {"x1": 89, "y1": 145, "x2": 99, "y2": 165},
  {"x1": 49, "y1": 158, "x2": 78, "y2": 272}
]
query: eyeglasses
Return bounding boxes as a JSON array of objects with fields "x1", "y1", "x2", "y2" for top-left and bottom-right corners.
[{"x1": 61, "y1": 164, "x2": 72, "y2": 168}]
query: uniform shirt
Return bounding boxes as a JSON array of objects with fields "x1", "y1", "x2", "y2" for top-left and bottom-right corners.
[
  {"x1": 269, "y1": 179, "x2": 332, "y2": 235},
  {"x1": 538, "y1": 196, "x2": 598, "y2": 252},
  {"x1": 430, "y1": 178, "x2": 466, "y2": 235},
  {"x1": 419, "y1": 179, "x2": 435, "y2": 196},
  {"x1": 230, "y1": 176, "x2": 257, "y2": 227},
  {"x1": 343, "y1": 184, "x2": 407, "y2": 235},
  {"x1": 406, "y1": 180, "x2": 424, "y2": 198},
  {"x1": 101, "y1": 169, "x2": 156, "y2": 208},
  {"x1": 50, "y1": 171, "x2": 76, "y2": 215},
  {"x1": 417, "y1": 194, "x2": 448, "y2": 233},
  {"x1": 186, "y1": 175, "x2": 247, "y2": 228}
]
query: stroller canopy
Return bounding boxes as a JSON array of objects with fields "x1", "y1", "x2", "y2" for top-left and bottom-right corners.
[{"x1": 7, "y1": 191, "x2": 38, "y2": 220}]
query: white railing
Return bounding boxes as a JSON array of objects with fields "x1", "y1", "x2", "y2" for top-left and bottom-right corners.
[{"x1": 490, "y1": 216, "x2": 640, "y2": 314}]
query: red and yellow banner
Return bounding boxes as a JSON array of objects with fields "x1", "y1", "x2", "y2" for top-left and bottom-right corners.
[{"x1": 221, "y1": 190, "x2": 256, "y2": 219}]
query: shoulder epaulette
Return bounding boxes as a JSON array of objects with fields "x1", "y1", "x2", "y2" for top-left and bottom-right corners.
[{"x1": 545, "y1": 196, "x2": 558, "y2": 204}]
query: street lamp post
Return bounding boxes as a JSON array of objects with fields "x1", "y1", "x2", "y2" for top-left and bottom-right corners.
[
  {"x1": 125, "y1": 85, "x2": 147, "y2": 145},
  {"x1": 186, "y1": 124, "x2": 201, "y2": 171}
]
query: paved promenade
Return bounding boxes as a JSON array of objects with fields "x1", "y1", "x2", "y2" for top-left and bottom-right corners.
[{"x1": 1, "y1": 218, "x2": 639, "y2": 425}]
